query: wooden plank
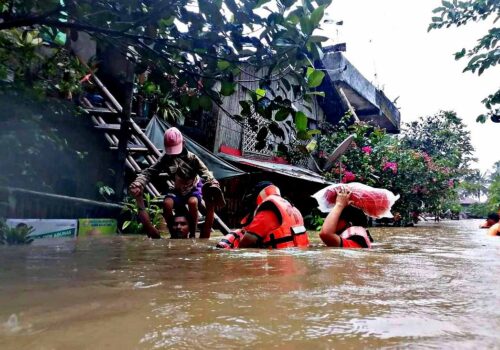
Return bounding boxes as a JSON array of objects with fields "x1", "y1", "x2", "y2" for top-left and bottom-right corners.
[
  {"x1": 109, "y1": 146, "x2": 149, "y2": 152},
  {"x1": 81, "y1": 96, "x2": 94, "y2": 109},
  {"x1": 130, "y1": 121, "x2": 162, "y2": 157},
  {"x1": 84, "y1": 107, "x2": 117, "y2": 114},
  {"x1": 94, "y1": 124, "x2": 121, "y2": 131},
  {"x1": 91, "y1": 116, "x2": 117, "y2": 146}
]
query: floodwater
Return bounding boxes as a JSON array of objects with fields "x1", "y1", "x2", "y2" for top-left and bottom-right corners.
[{"x1": 1, "y1": 220, "x2": 500, "y2": 349}]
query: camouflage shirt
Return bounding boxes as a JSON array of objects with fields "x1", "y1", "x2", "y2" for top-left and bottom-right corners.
[{"x1": 134, "y1": 151, "x2": 214, "y2": 191}]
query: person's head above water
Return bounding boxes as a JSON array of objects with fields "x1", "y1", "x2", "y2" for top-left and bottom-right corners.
[
  {"x1": 164, "y1": 127, "x2": 184, "y2": 155},
  {"x1": 488, "y1": 212, "x2": 499, "y2": 222},
  {"x1": 482, "y1": 212, "x2": 500, "y2": 228},
  {"x1": 170, "y1": 210, "x2": 190, "y2": 239},
  {"x1": 336, "y1": 205, "x2": 368, "y2": 233},
  {"x1": 240, "y1": 181, "x2": 281, "y2": 226},
  {"x1": 243, "y1": 181, "x2": 280, "y2": 207}
]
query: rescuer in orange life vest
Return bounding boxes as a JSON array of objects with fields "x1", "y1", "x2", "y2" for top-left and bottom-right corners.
[{"x1": 216, "y1": 181, "x2": 309, "y2": 249}]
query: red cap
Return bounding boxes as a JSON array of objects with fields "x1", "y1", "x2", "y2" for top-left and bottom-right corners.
[{"x1": 164, "y1": 127, "x2": 183, "y2": 155}]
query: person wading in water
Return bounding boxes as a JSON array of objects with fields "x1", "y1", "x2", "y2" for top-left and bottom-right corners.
[{"x1": 216, "y1": 181, "x2": 309, "y2": 249}]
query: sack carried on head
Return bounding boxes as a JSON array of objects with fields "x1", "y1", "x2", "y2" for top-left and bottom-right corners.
[{"x1": 312, "y1": 182, "x2": 399, "y2": 218}]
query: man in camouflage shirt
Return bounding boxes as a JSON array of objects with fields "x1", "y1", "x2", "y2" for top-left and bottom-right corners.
[{"x1": 129, "y1": 127, "x2": 224, "y2": 238}]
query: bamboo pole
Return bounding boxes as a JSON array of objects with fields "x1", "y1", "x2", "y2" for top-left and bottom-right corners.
[{"x1": 339, "y1": 87, "x2": 360, "y2": 122}]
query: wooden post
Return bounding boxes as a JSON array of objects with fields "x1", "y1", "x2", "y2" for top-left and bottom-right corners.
[{"x1": 114, "y1": 60, "x2": 135, "y2": 200}]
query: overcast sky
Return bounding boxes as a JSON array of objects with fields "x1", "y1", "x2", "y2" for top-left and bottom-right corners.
[{"x1": 321, "y1": 0, "x2": 499, "y2": 173}]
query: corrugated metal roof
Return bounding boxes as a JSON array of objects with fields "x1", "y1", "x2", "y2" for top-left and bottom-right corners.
[{"x1": 218, "y1": 153, "x2": 332, "y2": 185}]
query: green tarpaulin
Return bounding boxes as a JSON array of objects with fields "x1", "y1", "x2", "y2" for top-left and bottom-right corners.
[{"x1": 144, "y1": 116, "x2": 245, "y2": 180}]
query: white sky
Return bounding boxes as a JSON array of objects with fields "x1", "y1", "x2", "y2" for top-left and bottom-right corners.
[{"x1": 320, "y1": 0, "x2": 499, "y2": 173}]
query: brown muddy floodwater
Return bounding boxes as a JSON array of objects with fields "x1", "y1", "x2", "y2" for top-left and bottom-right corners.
[{"x1": 1, "y1": 219, "x2": 500, "y2": 349}]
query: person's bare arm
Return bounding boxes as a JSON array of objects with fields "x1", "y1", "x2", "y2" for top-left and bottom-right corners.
[
  {"x1": 319, "y1": 186, "x2": 351, "y2": 247},
  {"x1": 135, "y1": 196, "x2": 161, "y2": 239},
  {"x1": 129, "y1": 155, "x2": 166, "y2": 195},
  {"x1": 487, "y1": 223, "x2": 500, "y2": 236},
  {"x1": 238, "y1": 210, "x2": 280, "y2": 248},
  {"x1": 238, "y1": 232, "x2": 260, "y2": 248}
]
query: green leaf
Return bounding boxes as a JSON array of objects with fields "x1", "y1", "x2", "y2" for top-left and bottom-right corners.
[
  {"x1": 297, "y1": 130, "x2": 310, "y2": 140},
  {"x1": 280, "y1": 77, "x2": 291, "y2": 91},
  {"x1": 199, "y1": 95, "x2": 212, "y2": 110},
  {"x1": 476, "y1": 114, "x2": 487, "y2": 123},
  {"x1": 255, "y1": 140, "x2": 267, "y2": 150},
  {"x1": 442, "y1": 0, "x2": 453, "y2": 8},
  {"x1": 217, "y1": 60, "x2": 231, "y2": 70},
  {"x1": 256, "y1": 127, "x2": 268, "y2": 141},
  {"x1": 220, "y1": 81, "x2": 236, "y2": 96},
  {"x1": 306, "y1": 66, "x2": 315, "y2": 77},
  {"x1": 307, "y1": 129, "x2": 321, "y2": 136},
  {"x1": 144, "y1": 82, "x2": 157, "y2": 94},
  {"x1": 254, "y1": 0, "x2": 271, "y2": 9},
  {"x1": 287, "y1": 14, "x2": 300, "y2": 25},
  {"x1": 307, "y1": 70, "x2": 325, "y2": 88},
  {"x1": 300, "y1": 17, "x2": 313, "y2": 36},
  {"x1": 255, "y1": 88, "x2": 266, "y2": 100},
  {"x1": 309, "y1": 35, "x2": 329, "y2": 42},
  {"x1": 309, "y1": 42, "x2": 324, "y2": 60},
  {"x1": 239, "y1": 100, "x2": 251, "y2": 116},
  {"x1": 454, "y1": 48, "x2": 466, "y2": 60},
  {"x1": 122, "y1": 221, "x2": 131, "y2": 230},
  {"x1": 180, "y1": 94, "x2": 190, "y2": 106},
  {"x1": 275, "y1": 108, "x2": 291, "y2": 121},
  {"x1": 295, "y1": 111, "x2": 308, "y2": 131},
  {"x1": 159, "y1": 16, "x2": 175, "y2": 27},
  {"x1": 432, "y1": 6, "x2": 446, "y2": 13},
  {"x1": 190, "y1": 97, "x2": 200, "y2": 111},
  {"x1": 310, "y1": 5, "x2": 325, "y2": 27}
]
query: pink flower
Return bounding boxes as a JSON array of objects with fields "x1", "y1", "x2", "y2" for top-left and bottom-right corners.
[
  {"x1": 382, "y1": 161, "x2": 398, "y2": 174},
  {"x1": 362, "y1": 146, "x2": 372, "y2": 155},
  {"x1": 448, "y1": 179, "x2": 454, "y2": 188},
  {"x1": 421, "y1": 152, "x2": 432, "y2": 164},
  {"x1": 341, "y1": 171, "x2": 356, "y2": 183}
]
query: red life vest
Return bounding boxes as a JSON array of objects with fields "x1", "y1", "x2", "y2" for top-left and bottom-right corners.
[
  {"x1": 339, "y1": 226, "x2": 372, "y2": 248},
  {"x1": 216, "y1": 229, "x2": 244, "y2": 249},
  {"x1": 255, "y1": 195, "x2": 309, "y2": 249}
]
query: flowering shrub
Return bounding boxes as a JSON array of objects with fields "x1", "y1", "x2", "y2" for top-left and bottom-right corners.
[
  {"x1": 361, "y1": 146, "x2": 372, "y2": 155},
  {"x1": 341, "y1": 171, "x2": 356, "y2": 183},
  {"x1": 318, "y1": 111, "x2": 473, "y2": 223},
  {"x1": 382, "y1": 162, "x2": 398, "y2": 174}
]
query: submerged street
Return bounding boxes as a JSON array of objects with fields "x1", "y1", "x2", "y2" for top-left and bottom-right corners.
[{"x1": 1, "y1": 219, "x2": 499, "y2": 349}]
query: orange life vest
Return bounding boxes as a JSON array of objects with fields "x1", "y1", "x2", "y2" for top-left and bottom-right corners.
[
  {"x1": 255, "y1": 195, "x2": 309, "y2": 249},
  {"x1": 339, "y1": 226, "x2": 372, "y2": 248},
  {"x1": 216, "y1": 229, "x2": 244, "y2": 249}
]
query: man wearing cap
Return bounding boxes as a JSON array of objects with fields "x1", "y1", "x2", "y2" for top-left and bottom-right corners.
[{"x1": 129, "y1": 127, "x2": 224, "y2": 238}]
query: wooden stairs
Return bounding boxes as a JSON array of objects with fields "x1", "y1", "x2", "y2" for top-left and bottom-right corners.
[{"x1": 81, "y1": 74, "x2": 230, "y2": 234}]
